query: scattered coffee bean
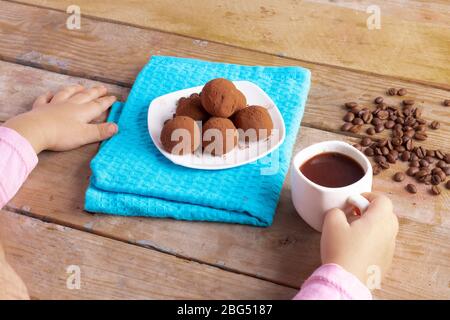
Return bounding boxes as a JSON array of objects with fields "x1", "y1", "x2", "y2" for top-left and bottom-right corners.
[
  {"x1": 341, "y1": 123, "x2": 353, "y2": 131},
  {"x1": 396, "y1": 145, "x2": 406, "y2": 152},
  {"x1": 375, "y1": 124, "x2": 385, "y2": 133},
  {"x1": 426, "y1": 149, "x2": 435, "y2": 157},
  {"x1": 393, "y1": 172, "x2": 405, "y2": 182},
  {"x1": 406, "y1": 167, "x2": 419, "y2": 176},
  {"x1": 410, "y1": 154, "x2": 419, "y2": 161},
  {"x1": 386, "y1": 154, "x2": 396, "y2": 164},
  {"x1": 444, "y1": 153, "x2": 450, "y2": 164},
  {"x1": 403, "y1": 99, "x2": 415, "y2": 106},
  {"x1": 381, "y1": 146, "x2": 389, "y2": 156},
  {"x1": 374, "y1": 96, "x2": 384, "y2": 104},
  {"x1": 406, "y1": 183, "x2": 417, "y2": 193},
  {"x1": 377, "y1": 110, "x2": 389, "y2": 120},
  {"x1": 392, "y1": 137, "x2": 402, "y2": 146},
  {"x1": 349, "y1": 125, "x2": 363, "y2": 133},
  {"x1": 431, "y1": 175, "x2": 441, "y2": 185},
  {"x1": 424, "y1": 156, "x2": 434, "y2": 164},
  {"x1": 446, "y1": 180, "x2": 450, "y2": 190},
  {"x1": 364, "y1": 148, "x2": 374, "y2": 156},
  {"x1": 430, "y1": 121, "x2": 440, "y2": 129},
  {"x1": 414, "y1": 132, "x2": 427, "y2": 141},
  {"x1": 401, "y1": 151, "x2": 411, "y2": 161},
  {"x1": 397, "y1": 88, "x2": 407, "y2": 96},
  {"x1": 431, "y1": 186, "x2": 441, "y2": 195},
  {"x1": 415, "y1": 169, "x2": 428, "y2": 179},
  {"x1": 343, "y1": 112, "x2": 355, "y2": 122},
  {"x1": 379, "y1": 161, "x2": 390, "y2": 169},
  {"x1": 384, "y1": 120, "x2": 395, "y2": 129},
  {"x1": 415, "y1": 146, "x2": 426, "y2": 159},
  {"x1": 365, "y1": 128, "x2": 375, "y2": 137},
  {"x1": 435, "y1": 150, "x2": 444, "y2": 160},
  {"x1": 345, "y1": 102, "x2": 358, "y2": 109},
  {"x1": 410, "y1": 160, "x2": 420, "y2": 167},
  {"x1": 443, "y1": 100, "x2": 450, "y2": 107},
  {"x1": 387, "y1": 88, "x2": 397, "y2": 96},
  {"x1": 352, "y1": 118, "x2": 364, "y2": 125},
  {"x1": 352, "y1": 144, "x2": 362, "y2": 151},
  {"x1": 444, "y1": 167, "x2": 450, "y2": 175},
  {"x1": 436, "y1": 160, "x2": 447, "y2": 168},
  {"x1": 361, "y1": 137, "x2": 372, "y2": 147},
  {"x1": 372, "y1": 165, "x2": 382, "y2": 175},
  {"x1": 419, "y1": 159, "x2": 429, "y2": 167},
  {"x1": 405, "y1": 139, "x2": 413, "y2": 151}
]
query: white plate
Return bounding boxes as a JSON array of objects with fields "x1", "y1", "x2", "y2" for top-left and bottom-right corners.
[{"x1": 148, "y1": 81, "x2": 286, "y2": 170}]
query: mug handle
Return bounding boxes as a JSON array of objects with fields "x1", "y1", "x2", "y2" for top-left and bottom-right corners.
[{"x1": 347, "y1": 194, "x2": 370, "y2": 215}]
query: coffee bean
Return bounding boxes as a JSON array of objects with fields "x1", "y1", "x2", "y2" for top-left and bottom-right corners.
[
  {"x1": 410, "y1": 160, "x2": 420, "y2": 167},
  {"x1": 377, "y1": 110, "x2": 389, "y2": 120},
  {"x1": 343, "y1": 112, "x2": 355, "y2": 122},
  {"x1": 404, "y1": 130, "x2": 415, "y2": 138},
  {"x1": 341, "y1": 123, "x2": 353, "y2": 131},
  {"x1": 364, "y1": 148, "x2": 375, "y2": 156},
  {"x1": 431, "y1": 175, "x2": 441, "y2": 185},
  {"x1": 431, "y1": 186, "x2": 441, "y2": 195},
  {"x1": 415, "y1": 146, "x2": 426, "y2": 159},
  {"x1": 351, "y1": 106, "x2": 362, "y2": 115},
  {"x1": 375, "y1": 148, "x2": 383, "y2": 156},
  {"x1": 381, "y1": 147, "x2": 389, "y2": 156},
  {"x1": 372, "y1": 165, "x2": 382, "y2": 175},
  {"x1": 424, "y1": 156, "x2": 434, "y2": 164},
  {"x1": 446, "y1": 180, "x2": 450, "y2": 190},
  {"x1": 414, "y1": 132, "x2": 427, "y2": 141},
  {"x1": 345, "y1": 102, "x2": 358, "y2": 109},
  {"x1": 430, "y1": 121, "x2": 440, "y2": 129},
  {"x1": 386, "y1": 154, "x2": 396, "y2": 164},
  {"x1": 403, "y1": 99, "x2": 415, "y2": 106},
  {"x1": 415, "y1": 169, "x2": 428, "y2": 179},
  {"x1": 395, "y1": 117, "x2": 405, "y2": 125},
  {"x1": 374, "y1": 155, "x2": 386, "y2": 163},
  {"x1": 416, "y1": 118, "x2": 427, "y2": 125},
  {"x1": 435, "y1": 150, "x2": 444, "y2": 160},
  {"x1": 443, "y1": 100, "x2": 450, "y2": 107},
  {"x1": 391, "y1": 137, "x2": 402, "y2": 147},
  {"x1": 396, "y1": 145, "x2": 406, "y2": 152},
  {"x1": 406, "y1": 167, "x2": 419, "y2": 176},
  {"x1": 374, "y1": 96, "x2": 384, "y2": 104},
  {"x1": 352, "y1": 118, "x2": 364, "y2": 125},
  {"x1": 387, "y1": 88, "x2": 397, "y2": 96},
  {"x1": 361, "y1": 137, "x2": 372, "y2": 147},
  {"x1": 349, "y1": 124, "x2": 363, "y2": 133},
  {"x1": 444, "y1": 154, "x2": 450, "y2": 164},
  {"x1": 436, "y1": 170, "x2": 446, "y2": 182},
  {"x1": 372, "y1": 118, "x2": 383, "y2": 126},
  {"x1": 352, "y1": 144, "x2": 363, "y2": 151},
  {"x1": 400, "y1": 151, "x2": 409, "y2": 161},
  {"x1": 418, "y1": 174, "x2": 431, "y2": 184},
  {"x1": 379, "y1": 161, "x2": 390, "y2": 169},
  {"x1": 397, "y1": 88, "x2": 407, "y2": 96},
  {"x1": 405, "y1": 139, "x2": 413, "y2": 151},
  {"x1": 389, "y1": 150, "x2": 398, "y2": 159},
  {"x1": 406, "y1": 184, "x2": 417, "y2": 193},
  {"x1": 393, "y1": 172, "x2": 405, "y2": 182},
  {"x1": 410, "y1": 154, "x2": 419, "y2": 161},
  {"x1": 366, "y1": 127, "x2": 375, "y2": 135},
  {"x1": 436, "y1": 160, "x2": 447, "y2": 168},
  {"x1": 375, "y1": 124, "x2": 385, "y2": 133},
  {"x1": 362, "y1": 112, "x2": 373, "y2": 124},
  {"x1": 384, "y1": 120, "x2": 395, "y2": 129},
  {"x1": 444, "y1": 167, "x2": 450, "y2": 175},
  {"x1": 426, "y1": 149, "x2": 435, "y2": 157},
  {"x1": 419, "y1": 159, "x2": 429, "y2": 167}
]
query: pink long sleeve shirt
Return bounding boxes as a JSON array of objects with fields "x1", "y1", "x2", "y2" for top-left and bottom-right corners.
[{"x1": 0, "y1": 126, "x2": 371, "y2": 300}]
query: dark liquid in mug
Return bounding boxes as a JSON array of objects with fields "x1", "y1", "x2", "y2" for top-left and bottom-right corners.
[{"x1": 300, "y1": 152, "x2": 365, "y2": 188}]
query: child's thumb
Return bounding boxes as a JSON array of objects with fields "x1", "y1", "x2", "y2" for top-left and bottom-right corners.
[
  {"x1": 322, "y1": 208, "x2": 349, "y2": 233},
  {"x1": 84, "y1": 122, "x2": 118, "y2": 144}
]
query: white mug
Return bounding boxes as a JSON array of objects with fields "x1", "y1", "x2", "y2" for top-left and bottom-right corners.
[{"x1": 290, "y1": 140, "x2": 372, "y2": 232}]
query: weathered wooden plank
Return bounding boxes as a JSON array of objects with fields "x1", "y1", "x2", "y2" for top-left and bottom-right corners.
[
  {"x1": 0, "y1": 61, "x2": 128, "y2": 121},
  {"x1": 0, "y1": 2, "x2": 449, "y2": 150},
  {"x1": 0, "y1": 209, "x2": 296, "y2": 299},
  {"x1": 6, "y1": 125, "x2": 450, "y2": 299},
  {"x1": 13, "y1": 0, "x2": 450, "y2": 85}
]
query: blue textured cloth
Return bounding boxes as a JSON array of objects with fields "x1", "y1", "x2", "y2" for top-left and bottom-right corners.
[{"x1": 85, "y1": 56, "x2": 311, "y2": 227}]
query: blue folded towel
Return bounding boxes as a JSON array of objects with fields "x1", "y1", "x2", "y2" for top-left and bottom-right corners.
[{"x1": 85, "y1": 56, "x2": 311, "y2": 227}]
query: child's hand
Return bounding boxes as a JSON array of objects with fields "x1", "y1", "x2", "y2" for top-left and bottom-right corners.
[
  {"x1": 3, "y1": 84, "x2": 118, "y2": 154},
  {"x1": 321, "y1": 193, "x2": 398, "y2": 286}
]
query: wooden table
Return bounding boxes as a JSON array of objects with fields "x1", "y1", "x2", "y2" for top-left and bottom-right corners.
[{"x1": 0, "y1": 0, "x2": 449, "y2": 299}]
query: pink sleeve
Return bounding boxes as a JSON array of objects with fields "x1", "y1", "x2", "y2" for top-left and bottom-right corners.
[
  {"x1": 0, "y1": 127, "x2": 38, "y2": 208},
  {"x1": 293, "y1": 263, "x2": 372, "y2": 300}
]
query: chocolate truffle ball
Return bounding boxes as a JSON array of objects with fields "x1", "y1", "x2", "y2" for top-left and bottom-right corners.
[
  {"x1": 202, "y1": 117, "x2": 238, "y2": 156},
  {"x1": 200, "y1": 78, "x2": 246, "y2": 118},
  {"x1": 176, "y1": 93, "x2": 209, "y2": 122},
  {"x1": 160, "y1": 116, "x2": 201, "y2": 155},
  {"x1": 232, "y1": 105, "x2": 273, "y2": 141}
]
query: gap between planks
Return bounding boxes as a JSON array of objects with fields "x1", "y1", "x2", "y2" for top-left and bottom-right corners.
[
  {"x1": 2, "y1": 204, "x2": 300, "y2": 290},
  {"x1": 3, "y1": 0, "x2": 450, "y2": 91}
]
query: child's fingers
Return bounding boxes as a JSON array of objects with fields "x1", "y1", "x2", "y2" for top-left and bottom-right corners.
[
  {"x1": 360, "y1": 193, "x2": 395, "y2": 225},
  {"x1": 71, "y1": 85, "x2": 108, "y2": 103},
  {"x1": 323, "y1": 208, "x2": 349, "y2": 233},
  {"x1": 51, "y1": 84, "x2": 84, "y2": 102},
  {"x1": 32, "y1": 91, "x2": 53, "y2": 108},
  {"x1": 82, "y1": 96, "x2": 117, "y2": 121},
  {"x1": 82, "y1": 122, "x2": 118, "y2": 144}
]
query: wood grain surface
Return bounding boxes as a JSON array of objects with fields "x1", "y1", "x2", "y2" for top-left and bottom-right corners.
[
  {"x1": 0, "y1": 0, "x2": 449, "y2": 300},
  {"x1": 11, "y1": 0, "x2": 450, "y2": 85},
  {"x1": 0, "y1": 210, "x2": 296, "y2": 299}
]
